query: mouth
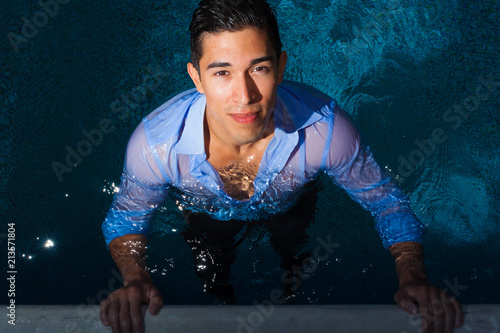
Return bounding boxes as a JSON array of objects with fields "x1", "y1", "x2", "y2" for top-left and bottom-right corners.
[{"x1": 230, "y1": 112, "x2": 261, "y2": 125}]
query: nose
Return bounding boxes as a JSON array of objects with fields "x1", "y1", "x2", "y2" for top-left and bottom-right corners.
[{"x1": 231, "y1": 74, "x2": 259, "y2": 105}]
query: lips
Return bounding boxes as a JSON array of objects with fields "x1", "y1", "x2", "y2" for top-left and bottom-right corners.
[{"x1": 230, "y1": 112, "x2": 260, "y2": 124}]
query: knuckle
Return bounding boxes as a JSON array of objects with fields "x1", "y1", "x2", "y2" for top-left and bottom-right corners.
[
  {"x1": 124, "y1": 284, "x2": 142, "y2": 294},
  {"x1": 130, "y1": 308, "x2": 142, "y2": 316},
  {"x1": 99, "y1": 301, "x2": 108, "y2": 310},
  {"x1": 120, "y1": 318, "x2": 130, "y2": 326}
]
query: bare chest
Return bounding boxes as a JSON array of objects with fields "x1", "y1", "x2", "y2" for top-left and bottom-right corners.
[
  {"x1": 215, "y1": 160, "x2": 260, "y2": 200},
  {"x1": 206, "y1": 136, "x2": 272, "y2": 201},
  {"x1": 207, "y1": 146, "x2": 265, "y2": 201}
]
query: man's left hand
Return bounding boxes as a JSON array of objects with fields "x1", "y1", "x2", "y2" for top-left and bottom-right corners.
[{"x1": 394, "y1": 283, "x2": 464, "y2": 333}]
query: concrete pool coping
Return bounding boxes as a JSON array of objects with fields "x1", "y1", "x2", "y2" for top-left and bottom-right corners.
[{"x1": 3, "y1": 304, "x2": 499, "y2": 332}]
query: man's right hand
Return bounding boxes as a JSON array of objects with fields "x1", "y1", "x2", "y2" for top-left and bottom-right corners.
[
  {"x1": 100, "y1": 279, "x2": 163, "y2": 333},
  {"x1": 100, "y1": 234, "x2": 162, "y2": 333}
]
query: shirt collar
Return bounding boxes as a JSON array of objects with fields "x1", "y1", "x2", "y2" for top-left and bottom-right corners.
[
  {"x1": 175, "y1": 93, "x2": 207, "y2": 155},
  {"x1": 275, "y1": 83, "x2": 324, "y2": 132}
]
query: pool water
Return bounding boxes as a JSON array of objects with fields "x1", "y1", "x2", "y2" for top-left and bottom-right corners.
[{"x1": 1, "y1": 0, "x2": 499, "y2": 306}]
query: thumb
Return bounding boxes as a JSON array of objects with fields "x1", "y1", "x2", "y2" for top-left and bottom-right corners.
[
  {"x1": 148, "y1": 287, "x2": 163, "y2": 315},
  {"x1": 394, "y1": 289, "x2": 419, "y2": 315}
]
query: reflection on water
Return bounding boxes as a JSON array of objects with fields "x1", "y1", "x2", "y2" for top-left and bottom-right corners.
[
  {"x1": 280, "y1": 0, "x2": 499, "y2": 248},
  {"x1": 414, "y1": 169, "x2": 493, "y2": 244}
]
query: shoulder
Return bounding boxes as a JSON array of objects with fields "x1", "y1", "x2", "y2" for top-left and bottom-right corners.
[
  {"x1": 278, "y1": 80, "x2": 337, "y2": 117},
  {"x1": 144, "y1": 88, "x2": 200, "y2": 125},
  {"x1": 141, "y1": 88, "x2": 202, "y2": 145},
  {"x1": 278, "y1": 81, "x2": 358, "y2": 134},
  {"x1": 278, "y1": 81, "x2": 361, "y2": 169},
  {"x1": 123, "y1": 88, "x2": 202, "y2": 184}
]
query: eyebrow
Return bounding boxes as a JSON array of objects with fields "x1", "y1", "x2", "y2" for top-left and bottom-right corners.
[{"x1": 205, "y1": 55, "x2": 275, "y2": 71}]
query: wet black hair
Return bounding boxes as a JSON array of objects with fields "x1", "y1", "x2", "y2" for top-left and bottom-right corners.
[{"x1": 189, "y1": 0, "x2": 282, "y2": 72}]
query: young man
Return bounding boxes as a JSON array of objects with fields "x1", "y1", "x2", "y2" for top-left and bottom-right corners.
[{"x1": 100, "y1": 0, "x2": 464, "y2": 332}]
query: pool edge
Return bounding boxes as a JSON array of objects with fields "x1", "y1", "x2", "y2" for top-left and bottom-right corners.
[{"x1": 4, "y1": 304, "x2": 499, "y2": 332}]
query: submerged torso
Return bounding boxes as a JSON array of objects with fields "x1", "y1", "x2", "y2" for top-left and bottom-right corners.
[{"x1": 103, "y1": 80, "x2": 425, "y2": 248}]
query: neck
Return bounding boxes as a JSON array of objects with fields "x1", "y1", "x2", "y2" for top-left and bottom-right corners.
[{"x1": 204, "y1": 116, "x2": 274, "y2": 159}]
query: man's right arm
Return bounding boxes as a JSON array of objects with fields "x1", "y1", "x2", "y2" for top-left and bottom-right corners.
[
  {"x1": 100, "y1": 121, "x2": 170, "y2": 333},
  {"x1": 100, "y1": 234, "x2": 163, "y2": 333}
]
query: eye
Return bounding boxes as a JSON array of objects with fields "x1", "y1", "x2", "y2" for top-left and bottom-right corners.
[
  {"x1": 253, "y1": 66, "x2": 269, "y2": 73},
  {"x1": 214, "y1": 70, "x2": 229, "y2": 76}
]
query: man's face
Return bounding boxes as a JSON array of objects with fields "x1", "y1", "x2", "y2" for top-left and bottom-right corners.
[{"x1": 188, "y1": 28, "x2": 287, "y2": 148}]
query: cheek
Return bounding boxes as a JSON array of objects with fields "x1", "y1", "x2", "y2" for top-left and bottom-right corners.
[
  {"x1": 210, "y1": 95, "x2": 225, "y2": 108},
  {"x1": 206, "y1": 98, "x2": 227, "y2": 121},
  {"x1": 259, "y1": 79, "x2": 277, "y2": 96},
  {"x1": 262, "y1": 86, "x2": 278, "y2": 106},
  {"x1": 206, "y1": 84, "x2": 230, "y2": 102}
]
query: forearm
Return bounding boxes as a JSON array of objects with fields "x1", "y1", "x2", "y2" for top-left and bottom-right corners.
[
  {"x1": 109, "y1": 234, "x2": 152, "y2": 285},
  {"x1": 389, "y1": 241, "x2": 429, "y2": 288}
]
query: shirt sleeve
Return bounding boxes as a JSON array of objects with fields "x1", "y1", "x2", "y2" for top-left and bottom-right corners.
[
  {"x1": 324, "y1": 106, "x2": 424, "y2": 249},
  {"x1": 102, "y1": 121, "x2": 170, "y2": 247}
]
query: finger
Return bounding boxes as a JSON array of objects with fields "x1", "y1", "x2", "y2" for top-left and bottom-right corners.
[
  {"x1": 148, "y1": 288, "x2": 163, "y2": 315},
  {"x1": 394, "y1": 291, "x2": 419, "y2": 315},
  {"x1": 429, "y1": 298, "x2": 445, "y2": 333},
  {"x1": 129, "y1": 296, "x2": 144, "y2": 333},
  {"x1": 99, "y1": 297, "x2": 111, "y2": 327},
  {"x1": 108, "y1": 299, "x2": 122, "y2": 333},
  {"x1": 439, "y1": 291, "x2": 458, "y2": 333},
  {"x1": 119, "y1": 298, "x2": 132, "y2": 333},
  {"x1": 442, "y1": 301, "x2": 455, "y2": 333},
  {"x1": 415, "y1": 294, "x2": 432, "y2": 333}
]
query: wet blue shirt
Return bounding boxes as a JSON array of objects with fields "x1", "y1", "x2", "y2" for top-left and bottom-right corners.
[{"x1": 102, "y1": 81, "x2": 424, "y2": 248}]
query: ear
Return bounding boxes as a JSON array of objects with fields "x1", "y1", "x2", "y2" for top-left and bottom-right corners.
[
  {"x1": 277, "y1": 51, "x2": 287, "y2": 84},
  {"x1": 187, "y1": 63, "x2": 204, "y2": 94}
]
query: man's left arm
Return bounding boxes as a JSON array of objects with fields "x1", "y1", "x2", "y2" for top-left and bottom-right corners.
[
  {"x1": 389, "y1": 241, "x2": 463, "y2": 332},
  {"x1": 324, "y1": 106, "x2": 463, "y2": 332}
]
